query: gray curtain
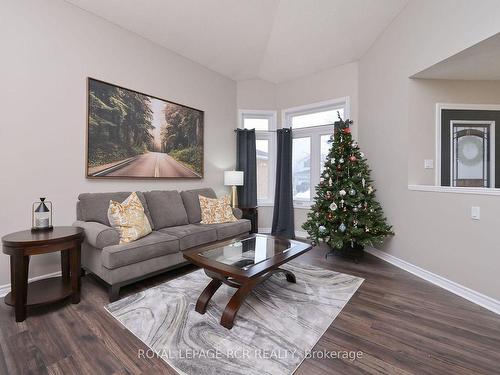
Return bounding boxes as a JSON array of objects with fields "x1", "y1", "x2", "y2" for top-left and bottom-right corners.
[
  {"x1": 236, "y1": 129, "x2": 257, "y2": 208},
  {"x1": 272, "y1": 128, "x2": 295, "y2": 238}
]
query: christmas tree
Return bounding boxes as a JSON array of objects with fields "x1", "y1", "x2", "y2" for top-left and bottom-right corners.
[{"x1": 302, "y1": 114, "x2": 393, "y2": 254}]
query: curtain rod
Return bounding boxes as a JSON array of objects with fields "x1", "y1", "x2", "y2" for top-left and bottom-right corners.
[{"x1": 234, "y1": 123, "x2": 337, "y2": 132}]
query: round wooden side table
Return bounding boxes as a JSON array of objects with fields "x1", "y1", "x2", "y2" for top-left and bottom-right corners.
[{"x1": 1, "y1": 226, "x2": 84, "y2": 322}]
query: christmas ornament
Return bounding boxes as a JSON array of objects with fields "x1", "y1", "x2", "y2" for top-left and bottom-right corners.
[{"x1": 301, "y1": 116, "x2": 393, "y2": 254}]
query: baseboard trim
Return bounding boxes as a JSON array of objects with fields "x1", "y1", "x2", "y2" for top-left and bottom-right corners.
[
  {"x1": 0, "y1": 271, "x2": 62, "y2": 298},
  {"x1": 366, "y1": 248, "x2": 500, "y2": 315},
  {"x1": 258, "y1": 228, "x2": 308, "y2": 239}
]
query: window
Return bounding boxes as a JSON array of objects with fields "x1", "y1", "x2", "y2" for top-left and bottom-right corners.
[
  {"x1": 292, "y1": 137, "x2": 311, "y2": 200},
  {"x1": 292, "y1": 108, "x2": 344, "y2": 129},
  {"x1": 239, "y1": 110, "x2": 277, "y2": 204},
  {"x1": 437, "y1": 104, "x2": 499, "y2": 188},
  {"x1": 283, "y1": 97, "x2": 349, "y2": 206},
  {"x1": 256, "y1": 139, "x2": 270, "y2": 200},
  {"x1": 242, "y1": 117, "x2": 270, "y2": 131},
  {"x1": 320, "y1": 134, "x2": 332, "y2": 173}
]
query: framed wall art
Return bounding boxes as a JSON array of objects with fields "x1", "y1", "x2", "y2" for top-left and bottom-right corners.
[{"x1": 86, "y1": 78, "x2": 203, "y2": 178}]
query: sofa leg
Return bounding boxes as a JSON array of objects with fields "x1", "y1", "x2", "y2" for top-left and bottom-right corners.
[{"x1": 109, "y1": 285, "x2": 121, "y2": 302}]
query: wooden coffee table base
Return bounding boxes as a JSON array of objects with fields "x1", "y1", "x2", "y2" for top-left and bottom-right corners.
[{"x1": 195, "y1": 268, "x2": 296, "y2": 329}]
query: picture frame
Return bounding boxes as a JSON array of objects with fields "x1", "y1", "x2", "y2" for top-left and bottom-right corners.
[{"x1": 86, "y1": 78, "x2": 204, "y2": 179}]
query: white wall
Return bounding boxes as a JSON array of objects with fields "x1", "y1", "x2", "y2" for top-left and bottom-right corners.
[
  {"x1": 236, "y1": 79, "x2": 277, "y2": 110},
  {"x1": 237, "y1": 63, "x2": 359, "y2": 233},
  {"x1": 359, "y1": 0, "x2": 500, "y2": 300},
  {"x1": 276, "y1": 62, "x2": 359, "y2": 137},
  {"x1": 0, "y1": 0, "x2": 236, "y2": 285}
]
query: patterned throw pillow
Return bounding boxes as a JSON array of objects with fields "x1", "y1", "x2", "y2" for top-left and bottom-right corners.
[
  {"x1": 199, "y1": 195, "x2": 238, "y2": 224},
  {"x1": 108, "y1": 192, "x2": 152, "y2": 244}
]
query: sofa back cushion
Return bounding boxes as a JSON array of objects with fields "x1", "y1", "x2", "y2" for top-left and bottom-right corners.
[
  {"x1": 181, "y1": 188, "x2": 217, "y2": 223},
  {"x1": 78, "y1": 191, "x2": 154, "y2": 228},
  {"x1": 143, "y1": 190, "x2": 189, "y2": 229}
]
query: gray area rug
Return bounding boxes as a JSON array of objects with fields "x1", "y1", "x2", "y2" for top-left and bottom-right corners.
[{"x1": 106, "y1": 261, "x2": 363, "y2": 375}]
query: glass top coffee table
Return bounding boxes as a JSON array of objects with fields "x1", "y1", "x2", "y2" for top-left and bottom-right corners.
[{"x1": 183, "y1": 233, "x2": 312, "y2": 329}]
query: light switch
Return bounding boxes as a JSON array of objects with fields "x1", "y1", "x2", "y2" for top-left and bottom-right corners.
[
  {"x1": 471, "y1": 206, "x2": 480, "y2": 220},
  {"x1": 424, "y1": 159, "x2": 434, "y2": 169}
]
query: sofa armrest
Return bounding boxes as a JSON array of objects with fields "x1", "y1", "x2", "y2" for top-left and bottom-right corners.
[
  {"x1": 232, "y1": 207, "x2": 243, "y2": 219},
  {"x1": 73, "y1": 220, "x2": 120, "y2": 249}
]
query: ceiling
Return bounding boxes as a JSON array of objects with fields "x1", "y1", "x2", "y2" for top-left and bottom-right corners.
[
  {"x1": 66, "y1": 0, "x2": 408, "y2": 83},
  {"x1": 412, "y1": 33, "x2": 500, "y2": 80}
]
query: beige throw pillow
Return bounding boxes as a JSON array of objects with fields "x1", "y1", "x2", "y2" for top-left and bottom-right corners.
[
  {"x1": 199, "y1": 195, "x2": 238, "y2": 224},
  {"x1": 108, "y1": 192, "x2": 152, "y2": 244}
]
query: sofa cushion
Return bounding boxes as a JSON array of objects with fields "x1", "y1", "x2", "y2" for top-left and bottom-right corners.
[
  {"x1": 101, "y1": 231, "x2": 179, "y2": 269},
  {"x1": 199, "y1": 195, "x2": 237, "y2": 224},
  {"x1": 78, "y1": 191, "x2": 154, "y2": 228},
  {"x1": 181, "y1": 188, "x2": 217, "y2": 223},
  {"x1": 206, "y1": 219, "x2": 252, "y2": 240},
  {"x1": 108, "y1": 192, "x2": 152, "y2": 244},
  {"x1": 74, "y1": 220, "x2": 120, "y2": 249},
  {"x1": 158, "y1": 224, "x2": 217, "y2": 250},
  {"x1": 144, "y1": 190, "x2": 189, "y2": 229},
  {"x1": 232, "y1": 207, "x2": 243, "y2": 220}
]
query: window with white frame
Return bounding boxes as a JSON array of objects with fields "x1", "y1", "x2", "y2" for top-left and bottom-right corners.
[
  {"x1": 238, "y1": 110, "x2": 277, "y2": 204},
  {"x1": 283, "y1": 98, "x2": 349, "y2": 206}
]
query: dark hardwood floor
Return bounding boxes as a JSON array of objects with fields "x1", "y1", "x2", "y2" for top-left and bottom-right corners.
[{"x1": 1, "y1": 244, "x2": 499, "y2": 374}]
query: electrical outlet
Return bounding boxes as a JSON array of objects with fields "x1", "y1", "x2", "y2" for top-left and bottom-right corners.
[
  {"x1": 471, "y1": 206, "x2": 480, "y2": 220},
  {"x1": 424, "y1": 159, "x2": 434, "y2": 169}
]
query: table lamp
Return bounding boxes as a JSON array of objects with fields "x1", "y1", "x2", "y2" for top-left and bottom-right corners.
[{"x1": 224, "y1": 171, "x2": 244, "y2": 207}]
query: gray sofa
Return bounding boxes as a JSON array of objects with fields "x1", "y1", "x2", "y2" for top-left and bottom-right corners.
[{"x1": 73, "y1": 188, "x2": 251, "y2": 301}]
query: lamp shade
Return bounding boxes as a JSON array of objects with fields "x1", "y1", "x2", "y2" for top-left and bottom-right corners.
[{"x1": 224, "y1": 170, "x2": 244, "y2": 186}]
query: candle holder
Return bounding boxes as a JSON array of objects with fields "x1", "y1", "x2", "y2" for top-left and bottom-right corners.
[{"x1": 31, "y1": 198, "x2": 53, "y2": 232}]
